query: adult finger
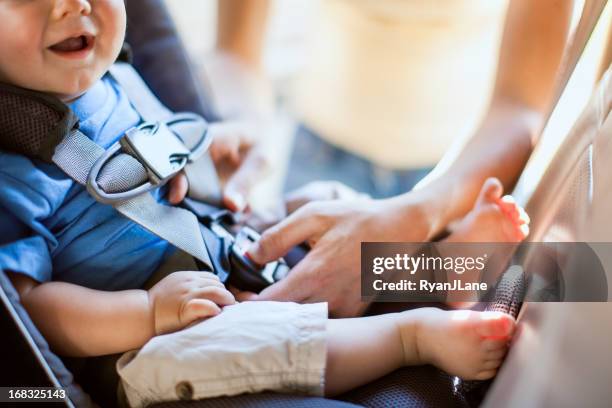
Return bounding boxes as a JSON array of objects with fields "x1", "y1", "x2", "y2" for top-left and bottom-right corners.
[
  {"x1": 254, "y1": 253, "x2": 319, "y2": 302},
  {"x1": 247, "y1": 205, "x2": 324, "y2": 264},
  {"x1": 224, "y1": 149, "x2": 271, "y2": 212},
  {"x1": 234, "y1": 290, "x2": 259, "y2": 302}
]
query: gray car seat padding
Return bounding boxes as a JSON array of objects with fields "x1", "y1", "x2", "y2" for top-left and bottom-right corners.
[
  {"x1": 149, "y1": 393, "x2": 361, "y2": 408},
  {"x1": 0, "y1": 270, "x2": 94, "y2": 408},
  {"x1": 125, "y1": 0, "x2": 219, "y2": 122},
  {"x1": 151, "y1": 366, "x2": 463, "y2": 408}
]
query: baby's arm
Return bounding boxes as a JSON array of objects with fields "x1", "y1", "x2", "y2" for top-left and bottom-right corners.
[{"x1": 8, "y1": 271, "x2": 235, "y2": 357}]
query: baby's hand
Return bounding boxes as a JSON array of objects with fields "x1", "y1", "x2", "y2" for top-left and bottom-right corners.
[{"x1": 148, "y1": 271, "x2": 235, "y2": 335}]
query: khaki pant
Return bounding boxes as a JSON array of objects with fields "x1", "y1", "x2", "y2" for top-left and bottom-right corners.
[{"x1": 117, "y1": 301, "x2": 328, "y2": 408}]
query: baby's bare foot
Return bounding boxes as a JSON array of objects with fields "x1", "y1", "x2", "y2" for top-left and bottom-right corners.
[
  {"x1": 447, "y1": 177, "x2": 529, "y2": 243},
  {"x1": 399, "y1": 308, "x2": 515, "y2": 380}
]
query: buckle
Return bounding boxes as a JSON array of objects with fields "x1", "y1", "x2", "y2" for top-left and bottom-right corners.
[
  {"x1": 121, "y1": 122, "x2": 190, "y2": 184},
  {"x1": 87, "y1": 114, "x2": 210, "y2": 204}
]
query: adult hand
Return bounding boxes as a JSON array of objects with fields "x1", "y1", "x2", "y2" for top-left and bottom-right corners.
[
  {"x1": 168, "y1": 120, "x2": 272, "y2": 211},
  {"x1": 245, "y1": 181, "x2": 369, "y2": 232},
  {"x1": 242, "y1": 195, "x2": 435, "y2": 317},
  {"x1": 284, "y1": 181, "x2": 370, "y2": 215}
]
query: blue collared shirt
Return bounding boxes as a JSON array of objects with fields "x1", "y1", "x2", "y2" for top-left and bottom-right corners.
[{"x1": 0, "y1": 75, "x2": 172, "y2": 290}]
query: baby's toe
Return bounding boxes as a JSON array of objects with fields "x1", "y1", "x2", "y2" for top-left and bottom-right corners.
[
  {"x1": 499, "y1": 195, "x2": 520, "y2": 219},
  {"x1": 475, "y1": 311, "x2": 515, "y2": 339},
  {"x1": 517, "y1": 223, "x2": 530, "y2": 240},
  {"x1": 517, "y1": 206, "x2": 530, "y2": 225},
  {"x1": 481, "y1": 338, "x2": 509, "y2": 353},
  {"x1": 483, "y1": 359, "x2": 503, "y2": 370},
  {"x1": 475, "y1": 369, "x2": 498, "y2": 380},
  {"x1": 486, "y1": 348, "x2": 508, "y2": 360},
  {"x1": 477, "y1": 178, "x2": 504, "y2": 206}
]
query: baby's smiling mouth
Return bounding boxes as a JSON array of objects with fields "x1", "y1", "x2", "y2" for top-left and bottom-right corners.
[{"x1": 49, "y1": 35, "x2": 95, "y2": 56}]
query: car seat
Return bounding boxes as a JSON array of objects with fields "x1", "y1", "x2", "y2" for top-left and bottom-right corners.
[{"x1": 1, "y1": 0, "x2": 611, "y2": 407}]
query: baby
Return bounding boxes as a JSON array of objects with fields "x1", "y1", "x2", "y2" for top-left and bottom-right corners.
[{"x1": 0, "y1": 0, "x2": 528, "y2": 403}]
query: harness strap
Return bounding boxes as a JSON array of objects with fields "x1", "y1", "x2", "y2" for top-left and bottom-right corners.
[
  {"x1": 109, "y1": 63, "x2": 172, "y2": 122},
  {"x1": 0, "y1": 62, "x2": 226, "y2": 270},
  {"x1": 52, "y1": 128, "x2": 213, "y2": 268},
  {"x1": 46, "y1": 62, "x2": 220, "y2": 269},
  {"x1": 110, "y1": 63, "x2": 223, "y2": 205}
]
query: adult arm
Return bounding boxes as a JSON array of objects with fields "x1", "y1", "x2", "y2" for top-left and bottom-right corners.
[
  {"x1": 210, "y1": 0, "x2": 274, "y2": 119},
  {"x1": 217, "y1": 0, "x2": 271, "y2": 70},
  {"x1": 246, "y1": 0, "x2": 575, "y2": 317},
  {"x1": 412, "y1": 0, "x2": 575, "y2": 231}
]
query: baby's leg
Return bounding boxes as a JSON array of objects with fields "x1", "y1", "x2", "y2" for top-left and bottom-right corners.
[{"x1": 324, "y1": 308, "x2": 514, "y2": 396}]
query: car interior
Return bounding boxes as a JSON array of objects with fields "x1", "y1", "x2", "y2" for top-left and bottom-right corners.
[{"x1": 2, "y1": 0, "x2": 612, "y2": 407}]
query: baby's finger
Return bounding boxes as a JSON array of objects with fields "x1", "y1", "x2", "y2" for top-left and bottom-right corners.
[
  {"x1": 192, "y1": 286, "x2": 236, "y2": 306},
  {"x1": 181, "y1": 298, "x2": 221, "y2": 324},
  {"x1": 182, "y1": 271, "x2": 223, "y2": 287},
  {"x1": 194, "y1": 276, "x2": 226, "y2": 289},
  {"x1": 168, "y1": 173, "x2": 189, "y2": 204},
  {"x1": 193, "y1": 271, "x2": 220, "y2": 281}
]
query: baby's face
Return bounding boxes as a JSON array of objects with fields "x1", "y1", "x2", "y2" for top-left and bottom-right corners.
[{"x1": 0, "y1": 0, "x2": 126, "y2": 101}]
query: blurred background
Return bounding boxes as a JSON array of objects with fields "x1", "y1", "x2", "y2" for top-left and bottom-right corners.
[{"x1": 164, "y1": 0, "x2": 612, "y2": 208}]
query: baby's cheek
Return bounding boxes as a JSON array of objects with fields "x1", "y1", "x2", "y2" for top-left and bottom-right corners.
[
  {"x1": 95, "y1": 0, "x2": 127, "y2": 62},
  {"x1": 0, "y1": 43, "x2": 40, "y2": 89}
]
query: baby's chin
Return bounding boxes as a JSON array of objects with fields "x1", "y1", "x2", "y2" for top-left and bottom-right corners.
[
  {"x1": 54, "y1": 88, "x2": 90, "y2": 103},
  {"x1": 3, "y1": 65, "x2": 103, "y2": 101},
  {"x1": 51, "y1": 73, "x2": 102, "y2": 102}
]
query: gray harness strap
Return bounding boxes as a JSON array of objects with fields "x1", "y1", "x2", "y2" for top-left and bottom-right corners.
[
  {"x1": 109, "y1": 63, "x2": 172, "y2": 121},
  {"x1": 110, "y1": 62, "x2": 223, "y2": 205},
  {"x1": 50, "y1": 63, "x2": 215, "y2": 269}
]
